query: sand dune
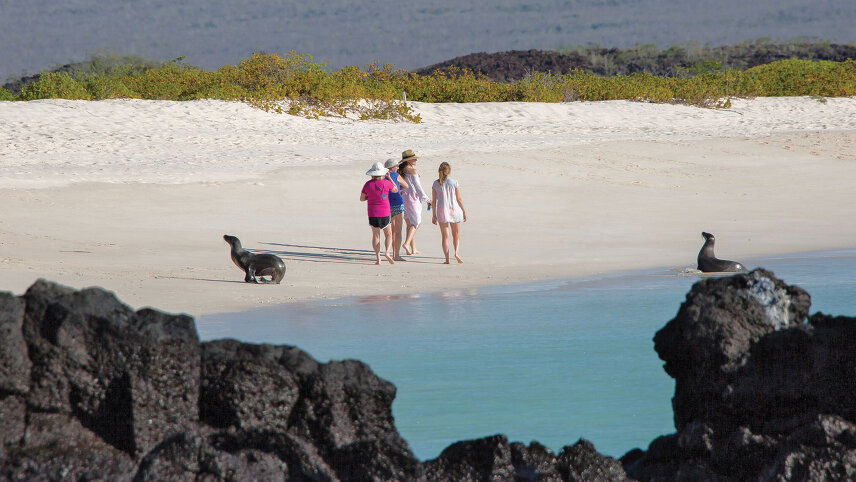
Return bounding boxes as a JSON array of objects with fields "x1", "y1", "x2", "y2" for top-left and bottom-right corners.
[{"x1": 0, "y1": 97, "x2": 854, "y2": 315}]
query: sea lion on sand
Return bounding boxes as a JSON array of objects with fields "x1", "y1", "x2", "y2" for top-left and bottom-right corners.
[
  {"x1": 697, "y1": 232, "x2": 748, "y2": 273},
  {"x1": 223, "y1": 234, "x2": 286, "y2": 284}
]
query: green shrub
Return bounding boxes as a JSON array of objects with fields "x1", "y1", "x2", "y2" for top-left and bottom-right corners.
[
  {"x1": 219, "y1": 51, "x2": 326, "y2": 98},
  {"x1": 65, "y1": 52, "x2": 170, "y2": 80},
  {"x1": 84, "y1": 77, "x2": 138, "y2": 99},
  {"x1": 0, "y1": 87, "x2": 15, "y2": 101},
  {"x1": 741, "y1": 59, "x2": 856, "y2": 96},
  {"x1": 20, "y1": 72, "x2": 92, "y2": 100},
  {"x1": 120, "y1": 64, "x2": 216, "y2": 100},
  {"x1": 184, "y1": 81, "x2": 250, "y2": 100}
]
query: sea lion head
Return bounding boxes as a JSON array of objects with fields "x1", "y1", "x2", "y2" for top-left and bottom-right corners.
[
  {"x1": 223, "y1": 234, "x2": 239, "y2": 246},
  {"x1": 702, "y1": 232, "x2": 714, "y2": 241}
]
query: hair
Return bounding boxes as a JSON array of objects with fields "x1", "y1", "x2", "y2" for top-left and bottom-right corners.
[
  {"x1": 371, "y1": 175, "x2": 383, "y2": 180},
  {"x1": 398, "y1": 160, "x2": 410, "y2": 173},
  {"x1": 438, "y1": 162, "x2": 451, "y2": 184}
]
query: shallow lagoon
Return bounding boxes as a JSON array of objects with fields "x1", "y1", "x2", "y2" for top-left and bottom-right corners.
[{"x1": 198, "y1": 249, "x2": 856, "y2": 460}]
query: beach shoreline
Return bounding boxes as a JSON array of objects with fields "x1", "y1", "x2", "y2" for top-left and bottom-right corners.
[{"x1": 1, "y1": 98, "x2": 854, "y2": 316}]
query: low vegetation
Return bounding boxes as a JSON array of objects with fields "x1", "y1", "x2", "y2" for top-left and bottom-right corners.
[{"x1": 2, "y1": 50, "x2": 854, "y2": 122}]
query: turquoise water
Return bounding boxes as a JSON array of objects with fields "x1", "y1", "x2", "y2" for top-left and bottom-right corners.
[{"x1": 198, "y1": 249, "x2": 856, "y2": 461}]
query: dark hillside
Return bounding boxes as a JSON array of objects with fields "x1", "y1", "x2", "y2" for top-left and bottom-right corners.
[
  {"x1": 417, "y1": 42, "x2": 856, "y2": 81},
  {"x1": 415, "y1": 50, "x2": 593, "y2": 82}
]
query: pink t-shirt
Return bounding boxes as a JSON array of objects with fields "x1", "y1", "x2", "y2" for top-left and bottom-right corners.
[{"x1": 362, "y1": 179, "x2": 395, "y2": 217}]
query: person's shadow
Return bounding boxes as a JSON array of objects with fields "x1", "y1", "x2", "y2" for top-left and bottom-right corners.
[
  {"x1": 258, "y1": 242, "x2": 441, "y2": 264},
  {"x1": 158, "y1": 241, "x2": 443, "y2": 284}
]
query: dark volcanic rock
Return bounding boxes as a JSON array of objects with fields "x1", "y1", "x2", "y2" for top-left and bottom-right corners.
[
  {"x1": 7, "y1": 270, "x2": 854, "y2": 481},
  {"x1": 422, "y1": 434, "x2": 517, "y2": 480},
  {"x1": 200, "y1": 338, "x2": 420, "y2": 480},
  {"x1": 21, "y1": 279, "x2": 200, "y2": 458},
  {"x1": 653, "y1": 268, "x2": 811, "y2": 431},
  {"x1": 0, "y1": 279, "x2": 433, "y2": 480},
  {"x1": 556, "y1": 439, "x2": 630, "y2": 481},
  {"x1": 421, "y1": 435, "x2": 624, "y2": 481},
  {"x1": 414, "y1": 44, "x2": 856, "y2": 82},
  {"x1": 416, "y1": 49, "x2": 592, "y2": 82},
  {"x1": 626, "y1": 269, "x2": 856, "y2": 481}
]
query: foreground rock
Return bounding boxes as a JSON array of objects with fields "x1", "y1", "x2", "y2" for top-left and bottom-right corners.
[
  {"x1": 0, "y1": 279, "x2": 624, "y2": 480},
  {"x1": 5, "y1": 270, "x2": 852, "y2": 480},
  {"x1": 624, "y1": 269, "x2": 856, "y2": 480}
]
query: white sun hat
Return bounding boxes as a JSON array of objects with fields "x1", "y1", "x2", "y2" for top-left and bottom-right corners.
[{"x1": 366, "y1": 161, "x2": 387, "y2": 176}]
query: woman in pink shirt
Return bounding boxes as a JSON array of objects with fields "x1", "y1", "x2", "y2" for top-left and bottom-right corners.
[{"x1": 360, "y1": 161, "x2": 398, "y2": 265}]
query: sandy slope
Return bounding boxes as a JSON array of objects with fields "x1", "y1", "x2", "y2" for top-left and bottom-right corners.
[{"x1": 0, "y1": 97, "x2": 854, "y2": 315}]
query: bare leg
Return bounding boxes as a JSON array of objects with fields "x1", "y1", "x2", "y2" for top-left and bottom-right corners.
[
  {"x1": 371, "y1": 227, "x2": 381, "y2": 265},
  {"x1": 450, "y1": 222, "x2": 463, "y2": 263},
  {"x1": 403, "y1": 220, "x2": 419, "y2": 255},
  {"x1": 392, "y1": 213, "x2": 406, "y2": 261},
  {"x1": 382, "y1": 224, "x2": 395, "y2": 264},
  {"x1": 439, "y1": 222, "x2": 451, "y2": 264}
]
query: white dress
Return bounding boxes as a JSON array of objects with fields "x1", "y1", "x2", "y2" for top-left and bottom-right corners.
[
  {"x1": 432, "y1": 178, "x2": 464, "y2": 223},
  {"x1": 401, "y1": 172, "x2": 429, "y2": 226}
]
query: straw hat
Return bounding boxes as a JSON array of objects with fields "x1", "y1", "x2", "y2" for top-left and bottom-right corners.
[
  {"x1": 384, "y1": 158, "x2": 399, "y2": 169},
  {"x1": 401, "y1": 149, "x2": 417, "y2": 160},
  {"x1": 366, "y1": 161, "x2": 387, "y2": 176}
]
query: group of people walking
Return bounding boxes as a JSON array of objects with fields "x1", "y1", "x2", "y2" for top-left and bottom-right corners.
[{"x1": 360, "y1": 149, "x2": 467, "y2": 265}]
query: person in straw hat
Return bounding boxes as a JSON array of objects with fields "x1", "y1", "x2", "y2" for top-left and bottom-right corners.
[
  {"x1": 360, "y1": 161, "x2": 399, "y2": 265},
  {"x1": 397, "y1": 149, "x2": 430, "y2": 255},
  {"x1": 384, "y1": 158, "x2": 410, "y2": 261}
]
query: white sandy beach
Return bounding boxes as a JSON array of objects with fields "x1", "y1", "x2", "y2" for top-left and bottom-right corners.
[{"x1": 1, "y1": 97, "x2": 854, "y2": 316}]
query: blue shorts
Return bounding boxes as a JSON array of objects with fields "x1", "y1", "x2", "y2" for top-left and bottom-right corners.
[{"x1": 390, "y1": 204, "x2": 405, "y2": 217}]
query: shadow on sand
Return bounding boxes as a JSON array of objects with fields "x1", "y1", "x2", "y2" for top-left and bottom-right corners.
[
  {"x1": 157, "y1": 276, "x2": 247, "y2": 284},
  {"x1": 258, "y1": 242, "x2": 442, "y2": 264}
]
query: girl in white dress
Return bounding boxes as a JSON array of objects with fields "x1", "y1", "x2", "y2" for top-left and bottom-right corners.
[{"x1": 431, "y1": 162, "x2": 467, "y2": 264}]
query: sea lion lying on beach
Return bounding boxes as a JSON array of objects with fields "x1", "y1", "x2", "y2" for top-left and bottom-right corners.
[
  {"x1": 223, "y1": 234, "x2": 286, "y2": 284},
  {"x1": 697, "y1": 231, "x2": 748, "y2": 273}
]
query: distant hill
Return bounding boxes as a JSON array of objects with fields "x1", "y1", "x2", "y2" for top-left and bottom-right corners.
[
  {"x1": 2, "y1": 0, "x2": 855, "y2": 82},
  {"x1": 416, "y1": 42, "x2": 856, "y2": 81}
]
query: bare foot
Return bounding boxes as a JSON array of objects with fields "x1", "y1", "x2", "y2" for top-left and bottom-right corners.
[
  {"x1": 411, "y1": 249, "x2": 421, "y2": 255},
  {"x1": 455, "y1": 255, "x2": 464, "y2": 264},
  {"x1": 385, "y1": 253, "x2": 395, "y2": 264},
  {"x1": 403, "y1": 244, "x2": 413, "y2": 255},
  {"x1": 374, "y1": 260, "x2": 380, "y2": 265},
  {"x1": 443, "y1": 260, "x2": 450, "y2": 264},
  {"x1": 394, "y1": 256, "x2": 407, "y2": 261}
]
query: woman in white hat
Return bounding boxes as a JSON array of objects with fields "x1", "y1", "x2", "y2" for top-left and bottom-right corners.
[
  {"x1": 360, "y1": 161, "x2": 399, "y2": 265},
  {"x1": 397, "y1": 149, "x2": 430, "y2": 255}
]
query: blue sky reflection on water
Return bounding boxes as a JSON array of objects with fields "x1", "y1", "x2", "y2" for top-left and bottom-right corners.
[{"x1": 198, "y1": 249, "x2": 856, "y2": 460}]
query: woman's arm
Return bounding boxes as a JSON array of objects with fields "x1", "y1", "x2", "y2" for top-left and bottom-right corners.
[
  {"x1": 411, "y1": 173, "x2": 429, "y2": 203},
  {"x1": 431, "y1": 186, "x2": 438, "y2": 225},
  {"x1": 360, "y1": 192, "x2": 367, "y2": 202},
  {"x1": 455, "y1": 187, "x2": 467, "y2": 222},
  {"x1": 385, "y1": 173, "x2": 398, "y2": 193}
]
